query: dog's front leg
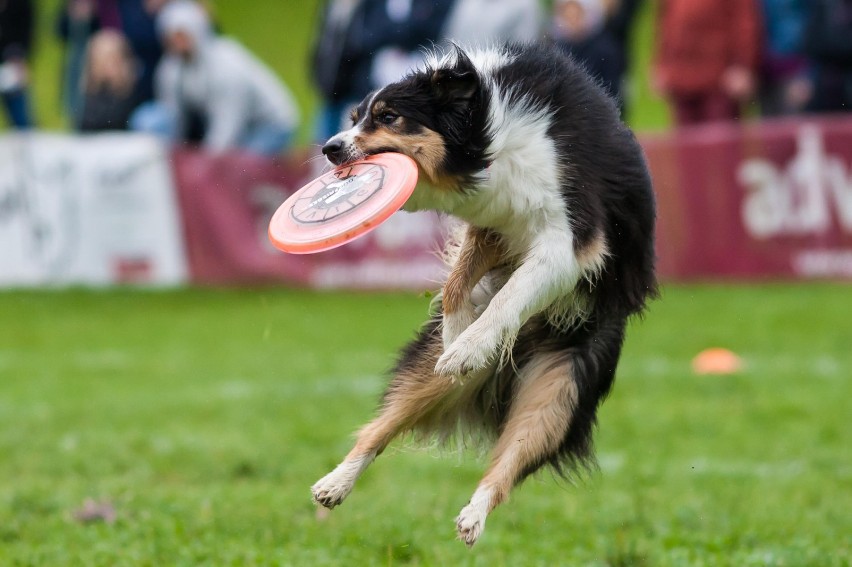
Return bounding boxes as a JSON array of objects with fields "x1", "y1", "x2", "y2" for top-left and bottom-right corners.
[
  {"x1": 435, "y1": 229, "x2": 580, "y2": 376},
  {"x1": 442, "y1": 226, "x2": 503, "y2": 351}
]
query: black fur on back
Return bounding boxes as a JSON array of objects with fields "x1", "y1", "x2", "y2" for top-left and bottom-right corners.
[{"x1": 487, "y1": 43, "x2": 658, "y2": 319}]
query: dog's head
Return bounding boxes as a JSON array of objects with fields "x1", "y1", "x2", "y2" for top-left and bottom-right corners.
[{"x1": 322, "y1": 47, "x2": 490, "y2": 187}]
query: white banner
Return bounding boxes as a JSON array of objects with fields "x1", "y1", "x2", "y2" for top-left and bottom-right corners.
[{"x1": 0, "y1": 132, "x2": 187, "y2": 286}]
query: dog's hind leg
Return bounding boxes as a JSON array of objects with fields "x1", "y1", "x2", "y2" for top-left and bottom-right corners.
[
  {"x1": 455, "y1": 351, "x2": 579, "y2": 547},
  {"x1": 312, "y1": 319, "x2": 459, "y2": 509},
  {"x1": 442, "y1": 226, "x2": 504, "y2": 351}
]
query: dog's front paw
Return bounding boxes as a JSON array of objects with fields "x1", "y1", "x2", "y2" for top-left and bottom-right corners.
[
  {"x1": 435, "y1": 332, "x2": 494, "y2": 377},
  {"x1": 442, "y1": 305, "x2": 477, "y2": 351}
]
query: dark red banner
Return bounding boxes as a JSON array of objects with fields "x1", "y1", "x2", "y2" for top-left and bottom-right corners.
[
  {"x1": 170, "y1": 115, "x2": 852, "y2": 288},
  {"x1": 644, "y1": 116, "x2": 852, "y2": 280}
]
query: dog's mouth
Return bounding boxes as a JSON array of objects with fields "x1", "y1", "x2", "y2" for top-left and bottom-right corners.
[
  {"x1": 325, "y1": 150, "x2": 363, "y2": 167},
  {"x1": 327, "y1": 146, "x2": 403, "y2": 167}
]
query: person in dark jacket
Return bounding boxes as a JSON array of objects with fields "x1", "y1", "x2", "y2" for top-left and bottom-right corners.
[
  {"x1": 552, "y1": 0, "x2": 624, "y2": 106},
  {"x1": 58, "y1": 0, "x2": 163, "y2": 124},
  {"x1": 311, "y1": 0, "x2": 454, "y2": 142},
  {"x1": 603, "y1": 0, "x2": 642, "y2": 115},
  {"x1": 803, "y1": 0, "x2": 852, "y2": 112},
  {"x1": 0, "y1": 0, "x2": 34, "y2": 128},
  {"x1": 78, "y1": 29, "x2": 140, "y2": 131},
  {"x1": 759, "y1": 0, "x2": 812, "y2": 115}
]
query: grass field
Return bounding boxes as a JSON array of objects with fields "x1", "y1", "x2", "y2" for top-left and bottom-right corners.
[{"x1": 0, "y1": 284, "x2": 850, "y2": 565}]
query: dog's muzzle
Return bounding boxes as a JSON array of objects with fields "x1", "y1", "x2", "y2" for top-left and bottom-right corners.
[{"x1": 322, "y1": 139, "x2": 348, "y2": 166}]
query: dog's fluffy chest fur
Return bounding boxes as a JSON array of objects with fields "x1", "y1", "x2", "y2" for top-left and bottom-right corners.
[{"x1": 402, "y1": 71, "x2": 569, "y2": 251}]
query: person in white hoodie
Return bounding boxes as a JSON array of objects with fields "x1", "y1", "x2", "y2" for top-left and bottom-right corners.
[{"x1": 135, "y1": 0, "x2": 299, "y2": 156}]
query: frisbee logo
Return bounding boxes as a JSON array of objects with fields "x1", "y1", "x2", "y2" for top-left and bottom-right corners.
[
  {"x1": 308, "y1": 169, "x2": 379, "y2": 209},
  {"x1": 739, "y1": 125, "x2": 852, "y2": 238},
  {"x1": 291, "y1": 164, "x2": 385, "y2": 224}
]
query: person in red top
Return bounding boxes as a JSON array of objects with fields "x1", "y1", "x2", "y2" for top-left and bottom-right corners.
[{"x1": 653, "y1": 0, "x2": 763, "y2": 126}]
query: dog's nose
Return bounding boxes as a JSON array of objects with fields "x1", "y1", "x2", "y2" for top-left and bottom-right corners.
[{"x1": 322, "y1": 139, "x2": 346, "y2": 165}]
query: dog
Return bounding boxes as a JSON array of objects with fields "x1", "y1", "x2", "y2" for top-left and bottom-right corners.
[{"x1": 312, "y1": 42, "x2": 657, "y2": 547}]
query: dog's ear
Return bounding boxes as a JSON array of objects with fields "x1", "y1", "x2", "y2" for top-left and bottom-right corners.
[
  {"x1": 431, "y1": 68, "x2": 478, "y2": 102},
  {"x1": 431, "y1": 47, "x2": 478, "y2": 103}
]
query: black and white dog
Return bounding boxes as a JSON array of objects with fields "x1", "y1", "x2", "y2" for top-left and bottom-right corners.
[{"x1": 312, "y1": 43, "x2": 657, "y2": 546}]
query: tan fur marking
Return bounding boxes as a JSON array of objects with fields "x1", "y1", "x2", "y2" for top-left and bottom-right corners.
[
  {"x1": 355, "y1": 128, "x2": 447, "y2": 184},
  {"x1": 443, "y1": 227, "x2": 504, "y2": 314},
  {"x1": 576, "y1": 231, "x2": 609, "y2": 276},
  {"x1": 477, "y1": 353, "x2": 578, "y2": 509},
  {"x1": 347, "y1": 334, "x2": 454, "y2": 460},
  {"x1": 371, "y1": 100, "x2": 389, "y2": 116}
]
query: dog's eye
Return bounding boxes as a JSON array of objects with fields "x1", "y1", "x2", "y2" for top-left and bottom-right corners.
[{"x1": 377, "y1": 112, "x2": 399, "y2": 125}]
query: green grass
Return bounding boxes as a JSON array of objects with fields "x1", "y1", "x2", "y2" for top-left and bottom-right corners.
[
  {"x1": 0, "y1": 284, "x2": 850, "y2": 565},
  {"x1": 16, "y1": 0, "x2": 669, "y2": 138}
]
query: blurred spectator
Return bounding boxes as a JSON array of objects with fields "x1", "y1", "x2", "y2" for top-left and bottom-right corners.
[
  {"x1": 603, "y1": 0, "x2": 642, "y2": 60},
  {"x1": 759, "y1": 0, "x2": 812, "y2": 116},
  {"x1": 803, "y1": 0, "x2": 852, "y2": 112},
  {"x1": 136, "y1": 0, "x2": 299, "y2": 156},
  {"x1": 311, "y1": 0, "x2": 454, "y2": 142},
  {"x1": 551, "y1": 0, "x2": 623, "y2": 105},
  {"x1": 653, "y1": 0, "x2": 762, "y2": 126},
  {"x1": 0, "y1": 0, "x2": 34, "y2": 128},
  {"x1": 78, "y1": 30, "x2": 140, "y2": 131},
  {"x1": 602, "y1": 0, "x2": 643, "y2": 115},
  {"x1": 58, "y1": 0, "x2": 97, "y2": 126},
  {"x1": 117, "y1": 0, "x2": 165, "y2": 103},
  {"x1": 58, "y1": 0, "x2": 164, "y2": 124},
  {"x1": 441, "y1": 0, "x2": 542, "y2": 48}
]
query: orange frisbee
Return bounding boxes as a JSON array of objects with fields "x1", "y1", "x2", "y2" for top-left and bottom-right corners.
[{"x1": 268, "y1": 153, "x2": 418, "y2": 254}]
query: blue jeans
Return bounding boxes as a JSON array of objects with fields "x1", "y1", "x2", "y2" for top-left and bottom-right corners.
[
  {"x1": 129, "y1": 102, "x2": 178, "y2": 139},
  {"x1": 2, "y1": 89, "x2": 32, "y2": 128},
  {"x1": 130, "y1": 102, "x2": 292, "y2": 157},
  {"x1": 240, "y1": 124, "x2": 292, "y2": 157}
]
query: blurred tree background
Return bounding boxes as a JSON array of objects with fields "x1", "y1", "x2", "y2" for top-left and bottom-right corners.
[{"x1": 18, "y1": 0, "x2": 668, "y2": 141}]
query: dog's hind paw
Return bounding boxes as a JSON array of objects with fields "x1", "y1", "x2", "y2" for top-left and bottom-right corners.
[
  {"x1": 310, "y1": 454, "x2": 374, "y2": 509},
  {"x1": 311, "y1": 472, "x2": 353, "y2": 509},
  {"x1": 455, "y1": 504, "x2": 487, "y2": 547}
]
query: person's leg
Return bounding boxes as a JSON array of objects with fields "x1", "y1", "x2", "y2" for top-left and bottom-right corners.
[
  {"x1": 129, "y1": 102, "x2": 178, "y2": 139},
  {"x1": 63, "y1": 22, "x2": 94, "y2": 129},
  {"x1": 700, "y1": 90, "x2": 741, "y2": 122},
  {"x1": 670, "y1": 94, "x2": 702, "y2": 126},
  {"x1": 2, "y1": 89, "x2": 33, "y2": 128}
]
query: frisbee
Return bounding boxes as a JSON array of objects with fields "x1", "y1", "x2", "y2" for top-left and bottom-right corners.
[{"x1": 268, "y1": 153, "x2": 418, "y2": 254}]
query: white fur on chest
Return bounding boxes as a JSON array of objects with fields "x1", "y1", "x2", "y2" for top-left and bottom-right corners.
[{"x1": 406, "y1": 89, "x2": 570, "y2": 253}]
